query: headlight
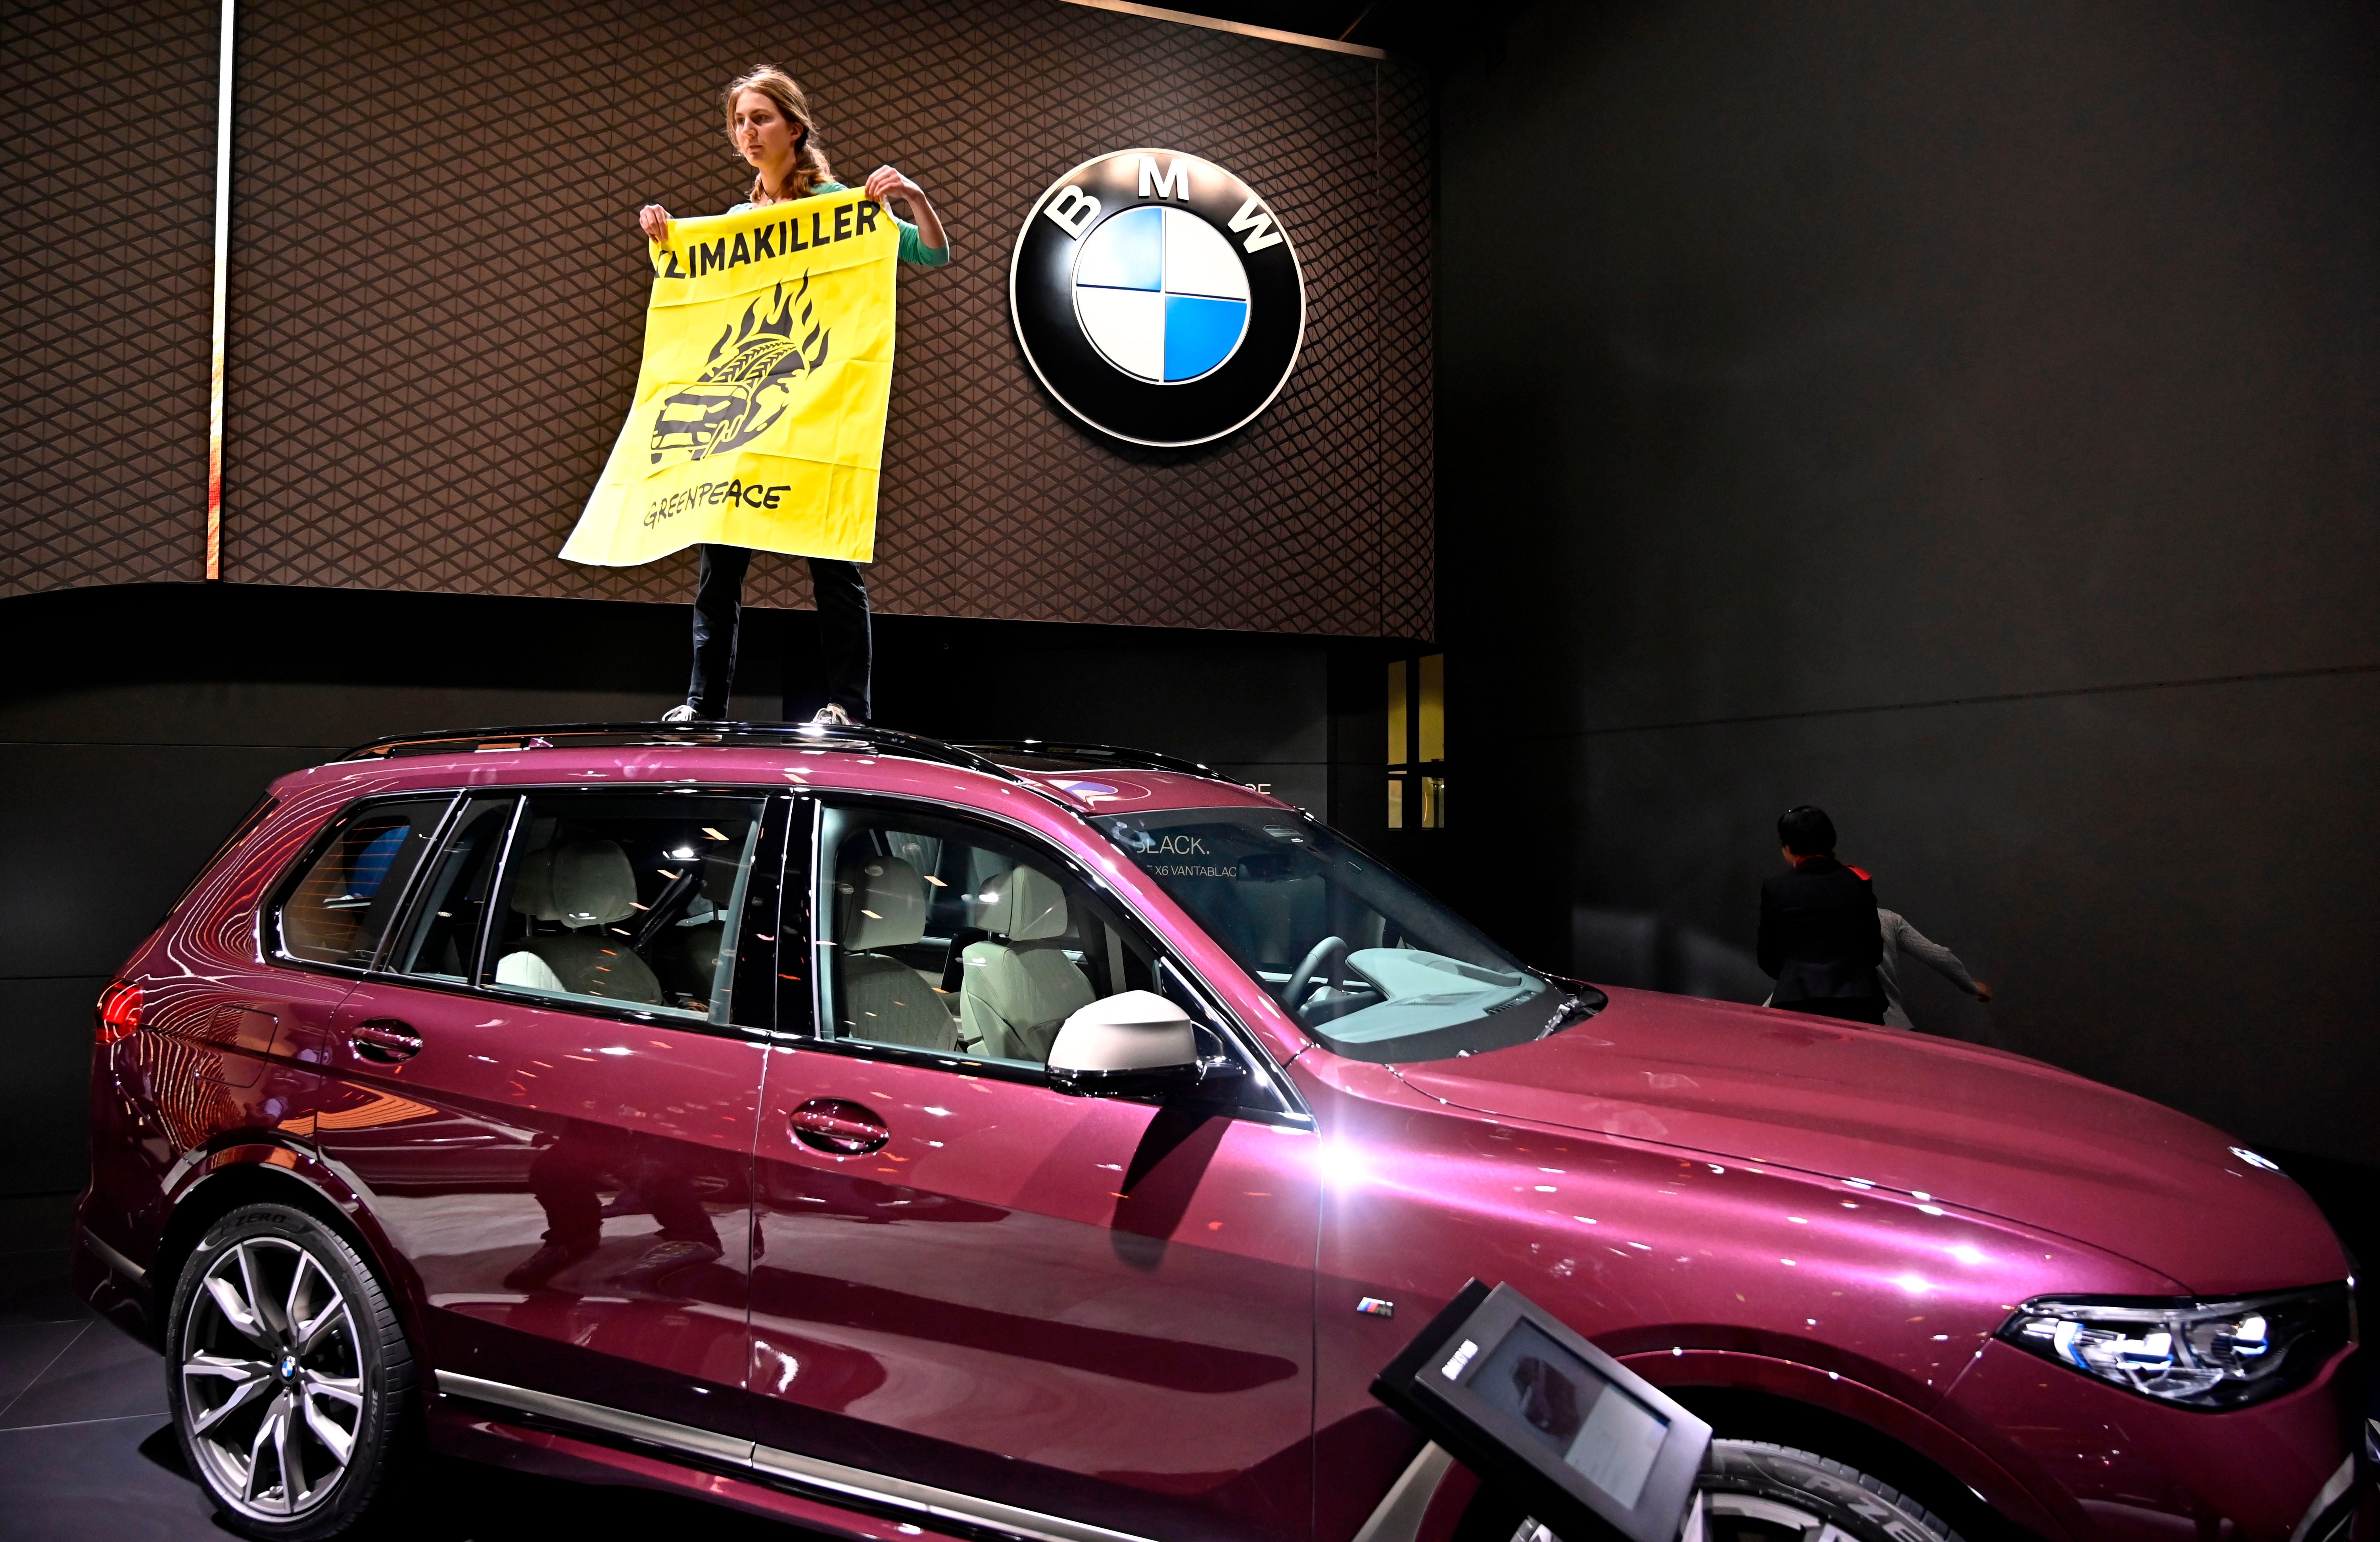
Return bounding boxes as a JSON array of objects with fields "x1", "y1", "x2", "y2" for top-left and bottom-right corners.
[{"x1": 1997, "y1": 1285, "x2": 2349, "y2": 1409}]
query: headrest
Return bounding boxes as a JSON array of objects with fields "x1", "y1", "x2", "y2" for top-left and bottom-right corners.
[
  {"x1": 509, "y1": 840, "x2": 638, "y2": 928},
  {"x1": 974, "y1": 863, "x2": 1068, "y2": 942},
  {"x1": 839, "y1": 855, "x2": 926, "y2": 951}
]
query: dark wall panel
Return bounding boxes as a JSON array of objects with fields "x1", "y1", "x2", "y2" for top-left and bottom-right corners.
[
  {"x1": 1438, "y1": 1, "x2": 2379, "y2": 1161},
  {"x1": 2, "y1": 0, "x2": 217, "y2": 598},
  {"x1": 0, "y1": 978, "x2": 112, "y2": 1195},
  {"x1": 1444, "y1": 0, "x2": 2376, "y2": 730},
  {"x1": 1564, "y1": 672, "x2": 2380, "y2": 1162},
  {"x1": 207, "y1": 0, "x2": 1432, "y2": 637}
]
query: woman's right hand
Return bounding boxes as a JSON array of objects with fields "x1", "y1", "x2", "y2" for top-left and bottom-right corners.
[{"x1": 637, "y1": 204, "x2": 672, "y2": 244}]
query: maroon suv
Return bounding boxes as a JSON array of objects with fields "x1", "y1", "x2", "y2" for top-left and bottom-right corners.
[{"x1": 73, "y1": 725, "x2": 2365, "y2": 1542}]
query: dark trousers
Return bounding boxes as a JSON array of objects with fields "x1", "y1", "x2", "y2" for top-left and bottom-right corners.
[
  {"x1": 1775, "y1": 996, "x2": 1889, "y2": 1026},
  {"x1": 689, "y1": 544, "x2": 872, "y2": 721}
]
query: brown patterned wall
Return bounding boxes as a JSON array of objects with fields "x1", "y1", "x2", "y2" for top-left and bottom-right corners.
[
  {"x1": 10, "y1": 0, "x2": 1434, "y2": 639},
  {"x1": 1374, "y1": 63, "x2": 1436, "y2": 640},
  {"x1": 2, "y1": 0, "x2": 219, "y2": 597}
]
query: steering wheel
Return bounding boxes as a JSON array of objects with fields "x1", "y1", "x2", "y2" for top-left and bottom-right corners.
[{"x1": 1282, "y1": 935, "x2": 1350, "y2": 1013}]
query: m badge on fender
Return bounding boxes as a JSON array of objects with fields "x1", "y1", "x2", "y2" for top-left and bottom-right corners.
[{"x1": 1010, "y1": 149, "x2": 1305, "y2": 447}]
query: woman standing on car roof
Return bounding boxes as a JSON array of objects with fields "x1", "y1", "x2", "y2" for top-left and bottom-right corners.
[{"x1": 638, "y1": 65, "x2": 949, "y2": 729}]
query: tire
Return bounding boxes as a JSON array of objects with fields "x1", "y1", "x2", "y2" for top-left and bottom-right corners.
[
  {"x1": 1699, "y1": 1440, "x2": 1962, "y2": 1542},
  {"x1": 164, "y1": 1202, "x2": 416, "y2": 1539},
  {"x1": 1453, "y1": 1439, "x2": 1963, "y2": 1542}
]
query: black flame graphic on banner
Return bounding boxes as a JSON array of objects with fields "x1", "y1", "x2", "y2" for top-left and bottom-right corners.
[{"x1": 650, "y1": 273, "x2": 831, "y2": 466}]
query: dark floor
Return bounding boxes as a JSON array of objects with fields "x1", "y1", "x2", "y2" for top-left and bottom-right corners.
[{"x1": 0, "y1": 1195, "x2": 799, "y2": 1541}]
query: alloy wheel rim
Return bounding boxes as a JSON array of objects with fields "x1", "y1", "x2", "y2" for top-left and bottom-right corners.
[
  {"x1": 1513, "y1": 1498, "x2": 1854, "y2": 1542},
  {"x1": 179, "y1": 1237, "x2": 365, "y2": 1519},
  {"x1": 1704, "y1": 1493, "x2": 1857, "y2": 1542}
]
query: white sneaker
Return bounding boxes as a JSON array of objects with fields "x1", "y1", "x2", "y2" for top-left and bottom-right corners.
[
  {"x1": 807, "y1": 704, "x2": 862, "y2": 728},
  {"x1": 660, "y1": 703, "x2": 700, "y2": 724}
]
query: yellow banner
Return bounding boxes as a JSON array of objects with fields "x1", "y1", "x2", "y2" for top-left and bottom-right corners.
[{"x1": 563, "y1": 188, "x2": 898, "y2": 567}]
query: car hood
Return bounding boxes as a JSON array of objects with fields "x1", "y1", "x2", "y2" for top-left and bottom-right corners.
[{"x1": 1390, "y1": 986, "x2": 2344, "y2": 1296}]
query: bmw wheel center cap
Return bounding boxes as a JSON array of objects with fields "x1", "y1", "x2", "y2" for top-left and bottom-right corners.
[{"x1": 1011, "y1": 149, "x2": 1304, "y2": 447}]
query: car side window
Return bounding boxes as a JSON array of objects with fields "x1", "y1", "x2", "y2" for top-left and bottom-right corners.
[
  {"x1": 480, "y1": 793, "x2": 765, "y2": 1023},
  {"x1": 389, "y1": 796, "x2": 516, "y2": 982},
  {"x1": 815, "y1": 804, "x2": 1169, "y2": 1068},
  {"x1": 274, "y1": 798, "x2": 453, "y2": 969}
]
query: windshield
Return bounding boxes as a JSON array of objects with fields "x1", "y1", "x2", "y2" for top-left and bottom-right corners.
[{"x1": 1092, "y1": 807, "x2": 1595, "y2": 1061}]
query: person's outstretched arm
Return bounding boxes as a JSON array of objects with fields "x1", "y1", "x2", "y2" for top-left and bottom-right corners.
[
  {"x1": 1890, "y1": 913, "x2": 1990, "y2": 1001},
  {"x1": 864, "y1": 166, "x2": 949, "y2": 266}
]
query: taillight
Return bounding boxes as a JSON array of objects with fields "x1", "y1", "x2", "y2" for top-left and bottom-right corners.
[{"x1": 94, "y1": 982, "x2": 143, "y2": 1044}]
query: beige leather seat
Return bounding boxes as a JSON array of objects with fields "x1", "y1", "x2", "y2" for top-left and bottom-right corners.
[
  {"x1": 494, "y1": 840, "x2": 664, "y2": 1005},
  {"x1": 835, "y1": 854, "x2": 957, "y2": 1050},
  {"x1": 959, "y1": 864, "x2": 1094, "y2": 1063}
]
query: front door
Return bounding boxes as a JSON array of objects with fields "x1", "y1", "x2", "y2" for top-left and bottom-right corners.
[
  {"x1": 747, "y1": 798, "x2": 1320, "y2": 1542},
  {"x1": 313, "y1": 788, "x2": 785, "y2": 1434}
]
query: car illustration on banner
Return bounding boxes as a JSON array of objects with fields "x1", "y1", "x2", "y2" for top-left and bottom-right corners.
[{"x1": 1011, "y1": 149, "x2": 1305, "y2": 446}]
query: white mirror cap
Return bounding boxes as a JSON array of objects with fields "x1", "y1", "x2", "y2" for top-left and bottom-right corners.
[{"x1": 1049, "y1": 990, "x2": 1198, "y2": 1072}]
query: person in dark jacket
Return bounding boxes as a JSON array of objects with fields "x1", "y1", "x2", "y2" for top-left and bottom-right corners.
[{"x1": 1757, "y1": 806, "x2": 1887, "y2": 1025}]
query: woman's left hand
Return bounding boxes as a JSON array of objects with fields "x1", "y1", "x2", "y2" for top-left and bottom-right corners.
[
  {"x1": 864, "y1": 165, "x2": 923, "y2": 215},
  {"x1": 862, "y1": 165, "x2": 947, "y2": 258}
]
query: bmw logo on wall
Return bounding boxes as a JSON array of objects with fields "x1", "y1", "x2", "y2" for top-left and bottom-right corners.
[{"x1": 1010, "y1": 149, "x2": 1304, "y2": 447}]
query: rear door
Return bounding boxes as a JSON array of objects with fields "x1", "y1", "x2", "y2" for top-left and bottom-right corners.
[
  {"x1": 747, "y1": 795, "x2": 1320, "y2": 1542},
  {"x1": 313, "y1": 787, "x2": 789, "y2": 1435},
  {"x1": 132, "y1": 797, "x2": 445, "y2": 1203}
]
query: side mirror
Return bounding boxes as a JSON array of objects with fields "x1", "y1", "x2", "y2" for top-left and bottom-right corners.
[{"x1": 1047, "y1": 990, "x2": 1241, "y2": 1099}]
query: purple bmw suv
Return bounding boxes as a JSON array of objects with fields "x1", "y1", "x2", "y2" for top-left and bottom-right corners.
[{"x1": 73, "y1": 724, "x2": 2365, "y2": 1542}]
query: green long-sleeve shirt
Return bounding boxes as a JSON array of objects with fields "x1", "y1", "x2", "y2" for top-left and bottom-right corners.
[{"x1": 727, "y1": 179, "x2": 948, "y2": 267}]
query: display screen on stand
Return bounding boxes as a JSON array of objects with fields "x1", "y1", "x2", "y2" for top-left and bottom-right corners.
[{"x1": 1372, "y1": 1281, "x2": 1712, "y2": 1542}]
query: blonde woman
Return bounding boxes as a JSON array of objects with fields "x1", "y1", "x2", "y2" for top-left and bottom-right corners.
[{"x1": 639, "y1": 66, "x2": 948, "y2": 727}]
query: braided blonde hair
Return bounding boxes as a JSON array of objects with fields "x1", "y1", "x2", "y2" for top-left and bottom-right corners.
[{"x1": 722, "y1": 65, "x2": 835, "y2": 205}]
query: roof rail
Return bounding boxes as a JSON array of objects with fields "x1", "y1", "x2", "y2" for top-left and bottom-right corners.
[
  {"x1": 336, "y1": 721, "x2": 1021, "y2": 782},
  {"x1": 953, "y1": 739, "x2": 1245, "y2": 784}
]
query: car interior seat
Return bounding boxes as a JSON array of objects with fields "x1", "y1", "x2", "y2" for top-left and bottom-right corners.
[
  {"x1": 835, "y1": 854, "x2": 958, "y2": 1050},
  {"x1": 494, "y1": 839, "x2": 665, "y2": 1004},
  {"x1": 959, "y1": 864, "x2": 1095, "y2": 1063}
]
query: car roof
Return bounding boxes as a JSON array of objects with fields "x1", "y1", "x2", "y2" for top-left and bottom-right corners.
[{"x1": 298, "y1": 721, "x2": 1291, "y2": 817}]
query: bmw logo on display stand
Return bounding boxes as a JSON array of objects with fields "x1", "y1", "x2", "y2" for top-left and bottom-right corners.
[{"x1": 1011, "y1": 149, "x2": 1304, "y2": 447}]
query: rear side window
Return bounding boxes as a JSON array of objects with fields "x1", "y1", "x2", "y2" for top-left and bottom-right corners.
[
  {"x1": 274, "y1": 799, "x2": 453, "y2": 968},
  {"x1": 481, "y1": 793, "x2": 767, "y2": 1023}
]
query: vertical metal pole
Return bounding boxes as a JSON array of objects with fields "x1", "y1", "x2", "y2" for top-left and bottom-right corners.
[{"x1": 205, "y1": 0, "x2": 236, "y2": 580}]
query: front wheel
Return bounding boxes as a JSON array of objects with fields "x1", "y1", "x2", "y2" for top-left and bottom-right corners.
[
  {"x1": 165, "y1": 1202, "x2": 416, "y2": 1539},
  {"x1": 1699, "y1": 1440, "x2": 1962, "y2": 1542},
  {"x1": 1455, "y1": 1439, "x2": 1964, "y2": 1542}
]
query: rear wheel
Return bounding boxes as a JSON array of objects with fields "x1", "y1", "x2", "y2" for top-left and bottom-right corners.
[
  {"x1": 1453, "y1": 1439, "x2": 1963, "y2": 1542},
  {"x1": 165, "y1": 1202, "x2": 415, "y2": 1539}
]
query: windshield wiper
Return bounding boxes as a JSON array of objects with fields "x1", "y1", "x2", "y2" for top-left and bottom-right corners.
[{"x1": 1535, "y1": 989, "x2": 1606, "y2": 1040}]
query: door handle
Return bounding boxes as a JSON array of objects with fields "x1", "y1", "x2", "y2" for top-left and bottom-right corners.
[
  {"x1": 789, "y1": 1098, "x2": 890, "y2": 1156},
  {"x1": 349, "y1": 1019, "x2": 423, "y2": 1062}
]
